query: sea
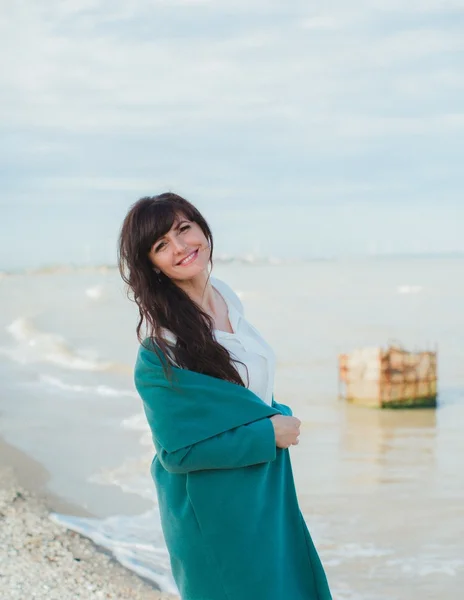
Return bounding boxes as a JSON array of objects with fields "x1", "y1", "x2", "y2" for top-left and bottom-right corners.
[{"x1": 1, "y1": 256, "x2": 463, "y2": 599}]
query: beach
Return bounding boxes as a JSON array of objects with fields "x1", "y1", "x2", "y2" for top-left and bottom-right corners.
[
  {"x1": 0, "y1": 438, "x2": 178, "y2": 600},
  {"x1": 1, "y1": 258, "x2": 463, "y2": 599}
]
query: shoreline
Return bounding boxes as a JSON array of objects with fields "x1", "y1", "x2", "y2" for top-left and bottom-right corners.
[
  {"x1": 0, "y1": 437, "x2": 178, "y2": 599},
  {"x1": 0, "y1": 436, "x2": 94, "y2": 518}
]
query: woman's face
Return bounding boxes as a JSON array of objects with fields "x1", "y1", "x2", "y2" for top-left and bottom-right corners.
[{"x1": 148, "y1": 213, "x2": 211, "y2": 281}]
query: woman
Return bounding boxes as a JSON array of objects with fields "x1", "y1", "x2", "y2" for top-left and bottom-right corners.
[{"x1": 118, "y1": 192, "x2": 332, "y2": 600}]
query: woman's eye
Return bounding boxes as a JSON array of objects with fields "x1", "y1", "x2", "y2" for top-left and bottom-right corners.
[{"x1": 154, "y1": 224, "x2": 190, "y2": 252}]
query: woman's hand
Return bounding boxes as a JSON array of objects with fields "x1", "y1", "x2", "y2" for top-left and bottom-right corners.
[{"x1": 270, "y1": 415, "x2": 301, "y2": 449}]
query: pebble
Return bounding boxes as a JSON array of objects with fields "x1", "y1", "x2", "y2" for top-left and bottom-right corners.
[{"x1": 0, "y1": 466, "x2": 178, "y2": 600}]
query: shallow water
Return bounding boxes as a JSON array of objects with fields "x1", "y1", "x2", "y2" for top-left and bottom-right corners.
[{"x1": 1, "y1": 257, "x2": 463, "y2": 599}]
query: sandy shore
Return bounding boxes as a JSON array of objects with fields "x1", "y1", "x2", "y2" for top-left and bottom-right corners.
[{"x1": 0, "y1": 439, "x2": 178, "y2": 600}]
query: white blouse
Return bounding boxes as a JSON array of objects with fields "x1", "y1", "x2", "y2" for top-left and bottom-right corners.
[{"x1": 159, "y1": 277, "x2": 276, "y2": 406}]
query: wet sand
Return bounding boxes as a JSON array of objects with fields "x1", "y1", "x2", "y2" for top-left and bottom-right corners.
[{"x1": 0, "y1": 437, "x2": 178, "y2": 600}]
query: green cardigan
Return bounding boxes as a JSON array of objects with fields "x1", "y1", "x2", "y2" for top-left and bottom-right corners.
[{"x1": 135, "y1": 341, "x2": 332, "y2": 600}]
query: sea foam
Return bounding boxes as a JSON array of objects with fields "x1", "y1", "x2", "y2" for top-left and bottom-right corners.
[{"x1": 2, "y1": 317, "x2": 112, "y2": 371}]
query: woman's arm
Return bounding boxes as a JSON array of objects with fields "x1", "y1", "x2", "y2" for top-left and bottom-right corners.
[{"x1": 154, "y1": 416, "x2": 277, "y2": 474}]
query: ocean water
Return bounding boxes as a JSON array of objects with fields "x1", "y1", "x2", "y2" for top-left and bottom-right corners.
[{"x1": 1, "y1": 257, "x2": 463, "y2": 599}]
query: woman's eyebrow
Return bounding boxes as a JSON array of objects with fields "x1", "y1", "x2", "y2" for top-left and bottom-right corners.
[
  {"x1": 154, "y1": 220, "x2": 188, "y2": 246},
  {"x1": 173, "y1": 219, "x2": 189, "y2": 230}
]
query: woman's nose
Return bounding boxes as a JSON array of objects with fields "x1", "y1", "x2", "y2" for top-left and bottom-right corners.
[{"x1": 171, "y1": 237, "x2": 187, "y2": 252}]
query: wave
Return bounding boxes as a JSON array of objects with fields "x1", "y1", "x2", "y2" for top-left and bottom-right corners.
[
  {"x1": 85, "y1": 284, "x2": 105, "y2": 300},
  {"x1": 50, "y1": 510, "x2": 179, "y2": 596},
  {"x1": 396, "y1": 285, "x2": 423, "y2": 294},
  {"x1": 385, "y1": 556, "x2": 464, "y2": 577},
  {"x1": 121, "y1": 412, "x2": 151, "y2": 432},
  {"x1": 89, "y1": 452, "x2": 154, "y2": 499},
  {"x1": 39, "y1": 374, "x2": 138, "y2": 398},
  {"x1": 89, "y1": 412, "x2": 153, "y2": 496},
  {"x1": 1, "y1": 317, "x2": 114, "y2": 372}
]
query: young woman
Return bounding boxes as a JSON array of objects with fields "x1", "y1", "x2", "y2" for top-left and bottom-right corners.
[{"x1": 118, "y1": 192, "x2": 332, "y2": 600}]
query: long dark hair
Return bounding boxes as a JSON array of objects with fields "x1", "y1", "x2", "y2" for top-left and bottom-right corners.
[{"x1": 118, "y1": 192, "x2": 247, "y2": 386}]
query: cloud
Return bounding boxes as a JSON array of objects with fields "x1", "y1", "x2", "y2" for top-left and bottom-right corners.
[
  {"x1": 365, "y1": 29, "x2": 464, "y2": 66},
  {"x1": 367, "y1": 0, "x2": 464, "y2": 14},
  {"x1": 1, "y1": 7, "x2": 461, "y2": 140},
  {"x1": 319, "y1": 113, "x2": 464, "y2": 137},
  {"x1": 1, "y1": 1, "x2": 463, "y2": 214},
  {"x1": 300, "y1": 15, "x2": 345, "y2": 30}
]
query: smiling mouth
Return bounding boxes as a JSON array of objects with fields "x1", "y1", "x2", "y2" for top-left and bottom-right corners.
[{"x1": 176, "y1": 249, "x2": 199, "y2": 266}]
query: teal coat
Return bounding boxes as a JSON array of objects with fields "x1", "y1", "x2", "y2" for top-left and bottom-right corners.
[{"x1": 135, "y1": 342, "x2": 332, "y2": 600}]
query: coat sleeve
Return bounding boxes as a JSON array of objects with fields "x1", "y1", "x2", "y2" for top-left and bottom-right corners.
[
  {"x1": 154, "y1": 416, "x2": 277, "y2": 474},
  {"x1": 272, "y1": 400, "x2": 293, "y2": 416}
]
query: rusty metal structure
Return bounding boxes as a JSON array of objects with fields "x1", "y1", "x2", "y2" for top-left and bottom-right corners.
[{"x1": 338, "y1": 343, "x2": 437, "y2": 408}]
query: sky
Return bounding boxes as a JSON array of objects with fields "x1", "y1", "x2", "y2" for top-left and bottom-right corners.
[{"x1": 1, "y1": 0, "x2": 464, "y2": 270}]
